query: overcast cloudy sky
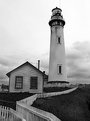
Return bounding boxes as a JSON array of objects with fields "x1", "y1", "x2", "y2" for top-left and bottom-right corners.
[{"x1": 0, "y1": 0, "x2": 90, "y2": 84}]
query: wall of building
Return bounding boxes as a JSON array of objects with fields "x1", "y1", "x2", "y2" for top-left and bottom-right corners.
[{"x1": 9, "y1": 64, "x2": 43, "y2": 93}]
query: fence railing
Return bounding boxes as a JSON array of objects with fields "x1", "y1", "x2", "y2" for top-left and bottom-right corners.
[
  {"x1": 0, "y1": 105, "x2": 26, "y2": 121},
  {"x1": 16, "y1": 87, "x2": 78, "y2": 121},
  {"x1": 0, "y1": 87, "x2": 78, "y2": 121},
  {"x1": 0, "y1": 103, "x2": 60, "y2": 121},
  {"x1": 17, "y1": 102, "x2": 60, "y2": 121},
  {"x1": 38, "y1": 87, "x2": 78, "y2": 98}
]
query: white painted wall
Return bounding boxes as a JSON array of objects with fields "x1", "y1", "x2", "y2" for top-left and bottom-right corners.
[
  {"x1": 9, "y1": 64, "x2": 43, "y2": 93},
  {"x1": 16, "y1": 102, "x2": 61, "y2": 121}
]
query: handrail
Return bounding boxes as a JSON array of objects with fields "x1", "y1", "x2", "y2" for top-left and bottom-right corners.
[
  {"x1": 17, "y1": 102, "x2": 61, "y2": 121},
  {"x1": 10, "y1": 108, "x2": 26, "y2": 121},
  {"x1": 38, "y1": 87, "x2": 78, "y2": 98}
]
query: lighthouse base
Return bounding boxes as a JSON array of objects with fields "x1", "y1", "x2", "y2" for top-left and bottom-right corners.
[
  {"x1": 44, "y1": 81, "x2": 69, "y2": 88},
  {"x1": 43, "y1": 81, "x2": 70, "y2": 93},
  {"x1": 47, "y1": 81, "x2": 69, "y2": 87}
]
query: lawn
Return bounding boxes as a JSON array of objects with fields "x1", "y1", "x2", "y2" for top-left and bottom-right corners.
[
  {"x1": 43, "y1": 87, "x2": 71, "y2": 92},
  {"x1": 0, "y1": 92, "x2": 33, "y2": 110},
  {"x1": 32, "y1": 85, "x2": 90, "y2": 121}
]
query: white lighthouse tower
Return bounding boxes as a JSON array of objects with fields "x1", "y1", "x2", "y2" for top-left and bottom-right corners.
[{"x1": 48, "y1": 7, "x2": 67, "y2": 84}]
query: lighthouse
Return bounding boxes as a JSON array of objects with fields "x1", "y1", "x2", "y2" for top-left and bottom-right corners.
[{"x1": 48, "y1": 7, "x2": 67, "y2": 84}]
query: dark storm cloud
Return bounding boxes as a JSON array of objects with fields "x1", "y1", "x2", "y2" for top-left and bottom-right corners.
[
  {"x1": 66, "y1": 41, "x2": 90, "y2": 81},
  {"x1": 1, "y1": 41, "x2": 90, "y2": 84},
  {"x1": 0, "y1": 55, "x2": 21, "y2": 68},
  {"x1": 0, "y1": 57, "x2": 11, "y2": 67},
  {"x1": 67, "y1": 71, "x2": 89, "y2": 79},
  {"x1": 0, "y1": 52, "x2": 42, "y2": 84},
  {"x1": 0, "y1": 55, "x2": 26, "y2": 83},
  {"x1": 39, "y1": 52, "x2": 49, "y2": 74},
  {"x1": 41, "y1": 60, "x2": 49, "y2": 70},
  {"x1": 40, "y1": 41, "x2": 90, "y2": 82}
]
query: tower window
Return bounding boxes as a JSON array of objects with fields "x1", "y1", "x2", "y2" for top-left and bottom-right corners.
[
  {"x1": 57, "y1": 37, "x2": 61, "y2": 44},
  {"x1": 57, "y1": 65, "x2": 62, "y2": 74}
]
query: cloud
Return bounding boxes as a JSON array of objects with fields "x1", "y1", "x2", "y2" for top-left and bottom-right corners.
[
  {"x1": 37, "y1": 41, "x2": 90, "y2": 84},
  {"x1": 1, "y1": 41, "x2": 90, "y2": 84},
  {"x1": 0, "y1": 56, "x2": 16, "y2": 84},
  {"x1": 0, "y1": 53, "x2": 35, "y2": 84},
  {"x1": 39, "y1": 52, "x2": 49, "y2": 74},
  {"x1": 66, "y1": 41, "x2": 90, "y2": 83},
  {"x1": 0, "y1": 51, "x2": 46, "y2": 84}
]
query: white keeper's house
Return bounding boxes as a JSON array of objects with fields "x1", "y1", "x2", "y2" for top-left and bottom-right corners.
[{"x1": 6, "y1": 61, "x2": 48, "y2": 93}]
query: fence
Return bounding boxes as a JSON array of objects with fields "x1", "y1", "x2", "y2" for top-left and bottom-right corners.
[
  {"x1": 38, "y1": 87, "x2": 78, "y2": 98},
  {"x1": 16, "y1": 87, "x2": 78, "y2": 121},
  {"x1": 0, "y1": 105, "x2": 26, "y2": 121},
  {"x1": 0, "y1": 102, "x2": 60, "y2": 121},
  {"x1": 19, "y1": 87, "x2": 78, "y2": 106},
  {"x1": 0, "y1": 87, "x2": 78, "y2": 121},
  {"x1": 17, "y1": 102, "x2": 60, "y2": 121}
]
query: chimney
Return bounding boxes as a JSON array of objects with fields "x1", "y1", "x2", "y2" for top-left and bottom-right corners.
[
  {"x1": 43, "y1": 71, "x2": 45, "y2": 74},
  {"x1": 38, "y1": 60, "x2": 40, "y2": 70}
]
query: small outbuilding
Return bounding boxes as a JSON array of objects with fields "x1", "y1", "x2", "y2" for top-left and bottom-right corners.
[{"x1": 6, "y1": 61, "x2": 47, "y2": 93}]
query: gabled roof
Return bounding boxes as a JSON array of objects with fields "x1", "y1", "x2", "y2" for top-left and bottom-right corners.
[{"x1": 6, "y1": 61, "x2": 47, "y2": 77}]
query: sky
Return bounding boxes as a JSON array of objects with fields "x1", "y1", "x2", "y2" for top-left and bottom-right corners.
[{"x1": 0, "y1": 0, "x2": 90, "y2": 84}]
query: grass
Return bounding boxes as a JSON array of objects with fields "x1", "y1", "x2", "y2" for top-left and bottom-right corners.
[
  {"x1": 32, "y1": 85, "x2": 90, "y2": 121},
  {"x1": 43, "y1": 87, "x2": 71, "y2": 92},
  {"x1": 0, "y1": 92, "x2": 33, "y2": 110}
]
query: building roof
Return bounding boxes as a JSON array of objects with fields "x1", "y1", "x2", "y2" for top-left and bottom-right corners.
[
  {"x1": 6, "y1": 61, "x2": 47, "y2": 77},
  {"x1": 52, "y1": 7, "x2": 62, "y2": 12}
]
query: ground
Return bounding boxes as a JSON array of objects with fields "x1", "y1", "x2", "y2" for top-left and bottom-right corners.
[
  {"x1": 32, "y1": 85, "x2": 90, "y2": 121},
  {"x1": 43, "y1": 86, "x2": 70, "y2": 92},
  {"x1": 0, "y1": 92, "x2": 33, "y2": 110}
]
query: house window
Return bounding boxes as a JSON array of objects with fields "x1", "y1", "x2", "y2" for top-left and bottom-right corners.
[
  {"x1": 57, "y1": 37, "x2": 61, "y2": 44},
  {"x1": 15, "y1": 76, "x2": 23, "y2": 89},
  {"x1": 57, "y1": 65, "x2": 62, "y2": 74},
  {"x1": 30, "y1": 77, "x2": 38, "y2": 89}
]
